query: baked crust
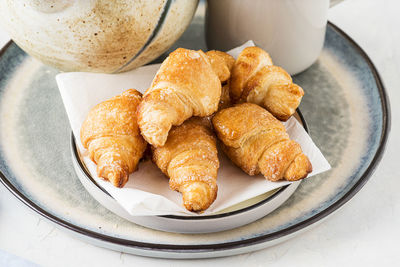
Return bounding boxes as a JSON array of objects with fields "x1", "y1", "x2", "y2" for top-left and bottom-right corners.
[
  {"x1": 137, "y1": 48, "x2": 221, "y2": 147},
  {"x1": 230, "y1": 47, "x2": 303, "y2": 121},
  {"x1": 152, "y1": 117, "x2": 219, "y2": 212},
  {"x1": 212, "y1": 103, "x2": 312, "y2": 181},
  {"x1": 80, "y1": 89, "x2": 147, "y2": 187}
]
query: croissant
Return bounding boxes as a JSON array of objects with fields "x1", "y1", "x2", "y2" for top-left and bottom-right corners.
[
  {"x1": 212, "y1": 103, "x2": 312, "y2": 181},
  {"x1": 205, "y1": 51, "x2": 235, "y2": 110},
  {"x1": 230, "y1": 46, "x2": 273, "y2": 102},
  {"x1": 152, "y1": 117, "x2": 219, "y2": 212},
  {"x1": 230, "y1": 46, "x2": 304, "y2": 121},
  {"x1": 206, "y1": 50, "x2": 235, "y2": 83},
  {"x1": 137, "y1": 48, "x2": 221, "y2": 147},
  {"x1": 80, "y1": 89, "x2": 147, "y2": 187}
]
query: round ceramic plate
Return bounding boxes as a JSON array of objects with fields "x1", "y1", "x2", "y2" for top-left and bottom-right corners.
[
  {"x1": 0, "y1": 17, "x2": 390, "y2": 259},
  {"x1": 69, "y1": 111, "x2": 306, "y2": 234}
]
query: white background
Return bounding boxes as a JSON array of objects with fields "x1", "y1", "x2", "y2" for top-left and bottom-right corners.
[{"x1": 1, "y1": 0, "x2": 400, "y2": 266}]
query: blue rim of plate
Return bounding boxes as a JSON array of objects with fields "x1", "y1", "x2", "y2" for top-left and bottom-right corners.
[
  {"x1": 70, "y1": 108, "x2": 307, "y2": 221},
  {"x1": 0, "y1": 22, "x2": 391, "y2": 253}
]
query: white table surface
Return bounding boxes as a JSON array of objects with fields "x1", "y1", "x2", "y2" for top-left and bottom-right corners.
[{"x1": 1, "y1": 0, "x2": 399, "y2": 266}]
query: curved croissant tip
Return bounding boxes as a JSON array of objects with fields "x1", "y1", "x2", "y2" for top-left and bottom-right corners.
[
  {"x1": 183, "y1": 193, "x2": 208, "y2": 212},
  {"x1": 109, "y1": 173, "x2": 128, "y2": 188},
  {"x1": 98, "y1": 166, "x2": 128, "y2": 188},
  {"x1": 284, "y1": 154, "x2": 313, "y2": 181},
  {"x1": 181, "y1": 182, "x2": 214, "y2": 212}
]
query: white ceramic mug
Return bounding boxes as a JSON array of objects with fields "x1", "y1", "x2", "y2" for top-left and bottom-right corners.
[{"x1": 206, "y1": 0, "x2": 343, "y2": 75}]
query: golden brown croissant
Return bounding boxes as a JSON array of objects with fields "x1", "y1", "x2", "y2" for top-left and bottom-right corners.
[
  {"x1": 137, "y1": 48, "x2": 221, "y2": 147},
  {"x1": 80, "y1": 89, "x2": 147, "y2": 187},
  {"x1": 212, "y1": 103, "x2": 312, "y2": 181},
  {"x1": 206, "y1": 50, "x2": 235, "y2": 83},
  {"x1": 230, "y1": 46, "x2": 304, "y2": 121},
  {"x1": 230, "y1": 46, "x2": 273, "y2": 102},
  {"x1": 205, "y1": 51, "x2": 235, "y2": 110},
  {"x1": 152, "y1": 117, "x2": 219, "y2": 212}
]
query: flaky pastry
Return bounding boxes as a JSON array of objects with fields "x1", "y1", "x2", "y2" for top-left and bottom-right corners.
[
  {"x1": 212, "y1": 103, "x2": 312, "y2": 181},
  {"x1": 152, "y1": 117, "x2": 219, "y2": 212},
  {"x1": 230, "y1": 46, "x2": 304, "y2": 121},
  {"x1": 80, "y1": 89, "x2": 147, "y2": 187},
  {"x1": 137, "y1": 48, "x2": 221, "y2": 147}
]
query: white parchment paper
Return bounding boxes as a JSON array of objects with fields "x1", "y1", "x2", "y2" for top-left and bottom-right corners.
[{"x1": 56, "y1": 41, "x2": 331, "y2": 216}]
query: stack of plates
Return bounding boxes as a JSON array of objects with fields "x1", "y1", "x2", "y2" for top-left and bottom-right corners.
[
  {"x1": 70, "y1": 109, "x2": 307, "y2": 234},
  {"x1": 0, "y1": 22, "x2": 389, "y2": 258}
]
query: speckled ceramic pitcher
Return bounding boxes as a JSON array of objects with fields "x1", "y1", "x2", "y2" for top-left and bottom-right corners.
[{"x1": 0, "y1": 0, "x2": 198, "y2": 73}]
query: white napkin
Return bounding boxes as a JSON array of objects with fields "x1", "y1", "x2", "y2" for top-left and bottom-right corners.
[{"x1": 57, "y1": 41, "x2": 331, "y2": 216}]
